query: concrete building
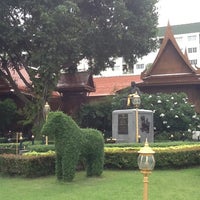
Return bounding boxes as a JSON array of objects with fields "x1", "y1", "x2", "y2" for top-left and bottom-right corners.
[{"x1": 94, "y1": 22, "x2": 200, "y2": 76}]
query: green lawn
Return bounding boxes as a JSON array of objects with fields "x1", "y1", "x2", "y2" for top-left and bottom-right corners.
[{"x1": 0, "y1": 167, "x2": 199, "y2": 200}]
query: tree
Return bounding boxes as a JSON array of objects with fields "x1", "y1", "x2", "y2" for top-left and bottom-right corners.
[
  {"x1": 0, "y1": 0, "x2": 158, "y2": 129},
  {"x1": 0, "y1": 99, "x2": 18, "y2": 136}
]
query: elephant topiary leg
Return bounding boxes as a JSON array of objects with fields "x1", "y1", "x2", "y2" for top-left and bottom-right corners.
[
  {"x1": 55, "y1": 153, "x2": 63, "y2": 180},
  {"x1": 62, "y1": 154, "x2": 78, "y2": 182},
  {"x1": 86, "y1": 155, "x2": 104, "y2": 177}
]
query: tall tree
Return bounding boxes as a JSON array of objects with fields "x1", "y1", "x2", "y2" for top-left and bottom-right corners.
[{"x1": 0, "y1": 0, "x2": 158, "y2": 128}]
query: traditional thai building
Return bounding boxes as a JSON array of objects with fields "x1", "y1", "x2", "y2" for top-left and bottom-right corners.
[
  {"x1": 138, "y1": 23, "x2": 200, "y2": 113},
  {"x1": 1, "y1": 23, "x2": 200, "y2": 115},
  {"x1": 56, "y1": 72, "x2": 95, "y2": 115},
  {"x1": 0, "y1": 69, "x2": 95, "y2": 115}
]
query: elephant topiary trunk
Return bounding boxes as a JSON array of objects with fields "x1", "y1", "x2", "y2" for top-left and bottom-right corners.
[{"x1": 41, "y1": 111, "x2": 104, "y2": 182}]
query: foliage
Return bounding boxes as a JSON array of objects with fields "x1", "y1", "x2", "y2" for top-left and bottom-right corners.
[
  {"x1": 77, "y1": 92, "x2": 200, "y2": 140},
  {"x1": 0, "y1": 154, "x2": 55, "y2": 177},
  {"x1": 0, "y1": 137, "x2": 7, "y2": 143},
  {"x1": 104, "y1": 141, "x2": 200, "y2": 148},
  {"x1": 27, "y1": 144, "x2": 55, "y2": 153},
  {"x1": 0, "y1": 143, "x2": 199, "y2": 178},
  {"x1": 140, "y1": 93, "x2": 200, "y2": 136},
  {"x1": 0, "y1": 0, "x2": 158, "y2": 126},
  {"x1": 104, "y1": 144, "x2": 200, "y2": 169},
  {"x1": 41, "y1": 111, "x2": 104, "y2": 182},
  {"x1": 24, "y1": 150, "x2": 55, "y2": 156},
  {"x1": 77, "y1": 97, "x2": 113, "y2": 137},
  {"x1": 0, "y1": 143, "x2": 16, "y2": 154},
  {"x1": 81, "y1": 128, "x2": 104, "y2": 176},
  {"x1": 0, "y1": 99, "x2": 19, "y2": 136}
]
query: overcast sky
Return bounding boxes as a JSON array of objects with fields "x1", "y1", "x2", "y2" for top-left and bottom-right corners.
[{"x1": 157, "y1": 0, "x2": 200, "y2": 26}]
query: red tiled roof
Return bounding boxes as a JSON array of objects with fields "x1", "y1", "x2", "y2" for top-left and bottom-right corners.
[
  {"x1": 1, "y1": 68, "x2": 142, "y2": 98},
  {"x1": 0, "y1": 68, "x2": 60, "y2": 97},
  {"x1": 89, "y1": 75, "x2": 142, "y2": 96},
  {"x1": 11, "y1": 68, "x2": 30, "y2": 92}
]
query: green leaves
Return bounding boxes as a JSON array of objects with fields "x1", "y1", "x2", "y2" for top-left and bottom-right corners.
[
  {"x1": 0, "y1": 99, "x2": 18, "y2": 134},
  {"x1": 140, "y1": 92, "x2": 200, "y2": 134},
  {"x1": 78, "y1": 91, "x2": 200, "y2": 140},
  {"x1": 0, "y1": 0, "x2": 158, "y2": 130}
]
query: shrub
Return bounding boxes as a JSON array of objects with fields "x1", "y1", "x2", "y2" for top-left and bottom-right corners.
[
  {"x1": 104, "y1": 144, "x2": 200, "y2": 169},
  {"x1": 81, "y1": 128, "x2": 104, "y2": 176},
  {"x1": 0, "y1": 143, "x2": 16, "y2": 154},
  {"x1": 76, "y1": 98, "x2": 113, "y2": 138},
  {"x1": 41, "y1": 111, "x2": 104, "y2": 182},
  {"x1": 27, "y1": 144, "x2": 55, "y2": 152},
  {"x1": 0, "y1": 154, "x2": 55, "y2": 177},
  {"x1": 0, "y1": 143, "x2": 199, "y2": 177},
  {"x1": 140, "y1": 93, "x2": 200, "y2": 135},
  {"x1": 77, "y1": 92, "x2": 200, "y2": 141},
  {"x1": 0, "y1": 137, "x2": 7, "y2": 143}
]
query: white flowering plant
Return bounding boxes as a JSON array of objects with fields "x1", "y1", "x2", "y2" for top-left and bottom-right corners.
[
  {"x1": 77, "y1": 91, "x2": 200, "y2": 140},
  {"x1": 140, "y1": 92, "x2": 200, "y2": 137}
]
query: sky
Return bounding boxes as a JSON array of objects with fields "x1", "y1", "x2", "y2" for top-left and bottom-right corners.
[{"x1": 157, "y1": 0, "x2": 200, "y2": 26}]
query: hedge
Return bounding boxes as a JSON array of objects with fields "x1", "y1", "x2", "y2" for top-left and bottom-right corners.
[
  {"x1": 0, "y1": 154, "x2": 55, "y2": 177},
  {"x1": 0, "y1": 146, "x2": 200, "y2": 177},
  {"x1": 0, "y1": 143, "x2": 16, "y2": 154},
  {"x1": 104, "y1": 148, "x2": 200, "y2": 169}
]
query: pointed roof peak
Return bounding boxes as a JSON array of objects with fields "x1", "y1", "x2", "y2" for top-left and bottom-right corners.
[
  {"x1": 164, "y1": 21, "x2": 174, "y2": 39},
  {"x1": 167, "y1": 20, "x2": 170, "y2": 27},
  {"x1": 141, "y1": 22, "x2": 197, "y2": 79}
]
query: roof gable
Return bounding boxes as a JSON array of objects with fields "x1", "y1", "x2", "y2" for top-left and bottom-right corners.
[{"x1": 142, "y1": 23, "x2": 196, "y2": 79}]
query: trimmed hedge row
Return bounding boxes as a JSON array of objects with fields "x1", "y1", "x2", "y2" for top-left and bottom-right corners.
[
  {"x1": 104, "y1": 148, "x2": 200, "y2": 169},
  {"x1": 0, "y1": 143, "x2": 55, "y2": 154},
  {"x1": 0, "y1": 154, "x2": 55, "y2": 177},
  {"x1": 0, "y1": 143, "x2": 16, "y2": 154},
  {"x1": 0, "y1": 146, "x2": 200, "y2": 177}
]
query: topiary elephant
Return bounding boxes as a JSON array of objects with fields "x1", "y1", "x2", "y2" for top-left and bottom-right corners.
[{"x1": 41, "y1": 111, "x2": 104, "y2": 182}]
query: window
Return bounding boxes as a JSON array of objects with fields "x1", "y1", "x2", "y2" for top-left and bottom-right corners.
[
  {"x1": 190, "y1": 59, "x2": 197, "y2": 65},
  {"x1": 136, "y1": 64, "x2": 144, "y2": 70},
  {"x1": 122, "y1": 64, "x2": 128, "y2": 73},
  {"x1": 188, "y1": 35, "x2": 196, "y2": 41},
  {"x1": 159, "y1": 38, "x2": 164, "y2": 45},
  {"x1": 188, "y1": 47, "x2": 197, "y2": 53},
  {"x1": 175, "y1": 37, "x2": 182, "y2": 43}
]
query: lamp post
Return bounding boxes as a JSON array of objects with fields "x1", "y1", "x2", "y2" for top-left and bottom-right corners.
[
  {"x1": 31, "y1": 134, "x2": 35, "y2": 145},
  {"x1": 16, "y1": 132, "x2": 19, "y2": 154},
  {"x1": 19, "y1": 132, "x2": 23, "y2": 153},
  {"x1": 138, "y1": 139, "x2": 155, "y2": 200},
  {"x1": 127, "y1": 91, "x2": 141, "y2": 142},
  {"x1": 43, "y1": 101, "x2": 50, "y2": 145}
]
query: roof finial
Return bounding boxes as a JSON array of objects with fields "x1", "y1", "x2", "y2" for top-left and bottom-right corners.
[{"x1": 167, "y1": 20, "x2": 170, "y2": 27}]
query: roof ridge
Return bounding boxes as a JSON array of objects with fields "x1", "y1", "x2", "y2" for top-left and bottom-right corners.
[{"x1": 142, "y1": 22, "x2": 196, "y2": 79}]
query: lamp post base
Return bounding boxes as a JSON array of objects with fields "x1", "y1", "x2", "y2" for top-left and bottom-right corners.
[{"x1": 141, "y1": 170, "x2": 152, "y2": 200}]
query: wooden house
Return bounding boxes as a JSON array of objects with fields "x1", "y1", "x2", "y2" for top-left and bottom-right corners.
[{"x1": 138, "y1": 23, "x2": 200, "y2": 113}]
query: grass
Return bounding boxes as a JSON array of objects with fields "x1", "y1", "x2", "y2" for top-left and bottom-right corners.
[{"x1": 0, "y1": 167, "x2": 200, "y2": 200}]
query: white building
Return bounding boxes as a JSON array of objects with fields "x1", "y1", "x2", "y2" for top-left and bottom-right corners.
[{"x1": 92, "y1": 22, "x2": 200, "y2": 76}]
